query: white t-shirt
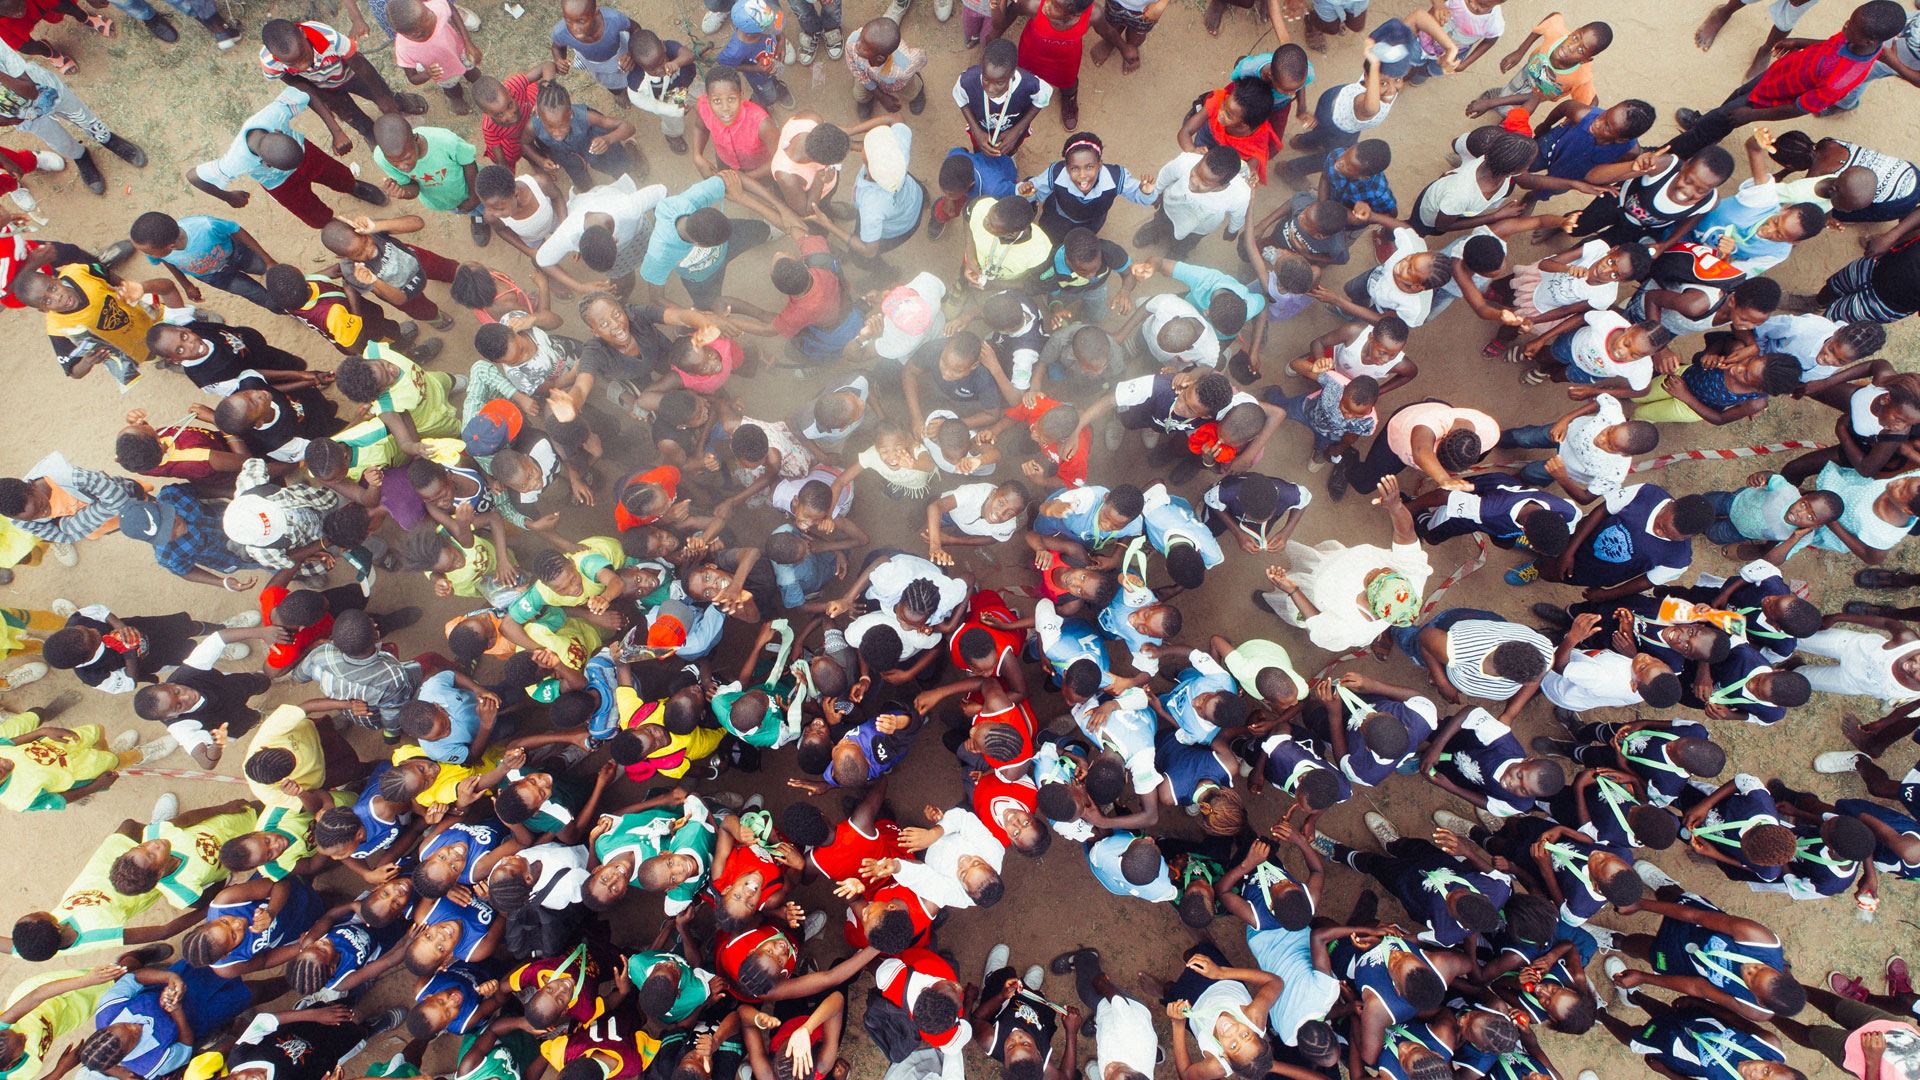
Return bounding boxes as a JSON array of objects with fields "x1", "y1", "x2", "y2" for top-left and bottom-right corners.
[
  {"x1": 1154, "y1": 152, "x2": 1252, "y2": 240},
  {"x1": 1541, "y1": 649, "x2": 1641, "y2": 711},
  {"x1": 1331, "y1": 325, "x2": 1407, "y2": 381},
  {"x1": 1368, "y1": 228, "x2": 1434, "y2": 326},
  {"x1": 1095, "y1": 995, "x2": 1160, "y2": 1077},
  {"x1": 522, "y1": 842, "x2": 592, "y2": 910},
  {"x1": 876, "y1": 273, "x2": 949, "y2": 361},
  {"x1": 1559, "y1": 393, "x2": 1633, "y2": 495},
  {"x1": 864, "y1": 553, "x2": 967, "y2": 622},
  {"x1": 1328, "y1": 80, "x2": 1393, "y2": 133},
  {"x1": 1566, "y1": 310, "x2": 1650, "y2": 390},
  {"x1": 1139, "y1": 293, "x2": 1222, "y2": 368},
  {"x1": 946, "y1": 482, "x2": 1019, "y2": 541},
  {"x1": 1416, "y1": 155, "x2": 1513, "y2": 229},
  {"x1": 1532, "y1": 239, "x2": 1620, "y2": 312}
]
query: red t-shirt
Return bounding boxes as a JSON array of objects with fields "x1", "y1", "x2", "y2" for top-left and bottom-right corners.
[
  {"x1": 948, "y1": 590, "x2": 1026, "y2": 680},
  {"x1": 771, "y1": 236, "x2": 846, "y2": 338},
  {"x1": 480, "y1": 72, "x2": 539, "y2": 163},
  {"x1": 972, "y1": 774, "x2": 1039, "y2": 848},
  {"x1": 842, "y1": 881, "x2": 934, "y2": 950},
  {"x1": 709, "y1": 842, "x2": 787, "y2": 909},
  {"x1": 613, "y1": 465, "x2": 681, "y2": 531},
  {"x1": 1003, "y1": 395, "x2": 1090, "y2": 487},
  {"x1": 807, "y1": 817, "x2": 905, "y2": 895},
  {"x1": 1749, "y1": 32, "x2": 1879, "y2": 113},
  {"x1": 145, "y1": 426, "x2": 227, "y2": 482},
  {"x1": 260, "y1": 585, "x2": 332, "y2": 669}
]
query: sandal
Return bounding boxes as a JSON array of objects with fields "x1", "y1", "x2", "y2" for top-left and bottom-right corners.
[
  {"x1": 43, "y1": 52, "x2": 76, "y2": 74},
  {"x1": 83, "y1": 13, "x2": 111, "y2": 33},
  {"x1": 1482, "y1": 336, "x2": 1509, "y2": 359},
  {"x1": 1504, "y1": 343, "x2": 1528, "y2": 365},
  {"x1": 1521, "y1": 367, "x2": 1548, "y2": 385}
]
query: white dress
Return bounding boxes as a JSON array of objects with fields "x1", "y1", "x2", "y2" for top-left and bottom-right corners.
[{"x1": 1266, "y1": 539, "x2": 1433, "y2": 652}]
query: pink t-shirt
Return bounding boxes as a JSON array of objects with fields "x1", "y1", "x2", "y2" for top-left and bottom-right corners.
[
  {"x1": 393, "y1": 0, "x2": 468, "y2": 79},
  {"x1": 674, "y1": 337, "x2": 742, "y2": 395},
  {"x1": 1384, "y1": 402, "x2": 1499, "y2": 465},
  {"x1": 1843, "y1": 1021, "x2": 1920, "y2": 1080}
]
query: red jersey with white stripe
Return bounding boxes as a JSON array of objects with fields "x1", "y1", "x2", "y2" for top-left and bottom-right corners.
[
  {"x1": 808, "y1": 817, "x2": 905, "y2": 896},
  {"x1": 972, "y1": 774, "x2": 1039, "y2": 848},
  {"x1": 877, "y1": 948, "x2": 967, "y2": 1049}
]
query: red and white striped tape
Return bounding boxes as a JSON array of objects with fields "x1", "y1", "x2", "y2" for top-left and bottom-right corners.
[
  {"x1": 120, "y1": 766, "x2": 248, "y2": 785},
  {"x1": 1627, "y1": 441, "x2": 1829, "y2": 473}
]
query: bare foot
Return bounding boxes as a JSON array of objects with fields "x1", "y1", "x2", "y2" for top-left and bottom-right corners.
[
  {"x1": 1204, "y1": 0, "x2": 1226, "y2": 34},
  {"x1": 1090, "y1": 37, "x2": 1114, "y2": 64},
  {"x1": 1843, "y1": 712, "x2": 1885, "y2": 757},
  {"x1": 1694, "y1": 6, "x2": 1731, "y2": 50},
  {"x1": 1121, "y1": 49, "x2": 1141, "y2": 73},
  {"x1": 1136, "y1": 972, "x2": 1167, "y2": 999}
]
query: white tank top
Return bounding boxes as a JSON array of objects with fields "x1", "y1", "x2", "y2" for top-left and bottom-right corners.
[
  {"x1": 1332, "y1": 326, "x2": 1405, "y2": 382},
  {"x1": 501, "y1": 175, "x2": 558, "y2": 244}
]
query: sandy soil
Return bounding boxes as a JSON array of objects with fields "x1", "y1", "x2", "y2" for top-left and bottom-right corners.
[{"x1": 0, "y1": 0, "x2": 1918, "y2": 1077}]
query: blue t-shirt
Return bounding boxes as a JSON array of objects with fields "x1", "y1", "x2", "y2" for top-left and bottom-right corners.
[
  {"x1": 1231, "y1": 52, "x2": 1314, "y2": 106},
  {"x1": 417, "y1": 893, "x2": 497, "y2": 961},
  {"x1": 1087, "y1": 831, "x2": 1177, "y2": 901},
  {"x1": 642, "y1": 176, "x2": 729, "y2": 286},
  {"x1": 770, "y1": 525, "x2": 836, "y2": 608},
  {"x1": 351, "y1": 761, "x2": 411, "y2": 860},
  {"x1": 855, "y1": 126, "x2": 925, "y2": 243},
  {"x1": 153, "y1": 216, "x2": 242, "y2": 278},
  {"x1": 945, "y1": 148, "x2": 1020, "y2": 199},
  {"x1": 1570, "y1": 484, "x2": 1693, "y2": 589},
  {"x1": 416, "y1": 669, "x2": 484, "y2": 764}
]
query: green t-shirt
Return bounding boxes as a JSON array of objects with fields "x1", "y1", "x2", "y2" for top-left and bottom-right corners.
[
  {"x1": 711, "y1": 681, "x2": 793, "y2": 749},
  {"x1": 591, "y1": 802, "x2": 715, "y2": 914},
  {"x1": 516, "y1": 770, "x2": 591, "y2": 836},
  {"x1": 375, "y1": 126, "x2": 478, "y2": 212},
  {"x1": 624, "y1": 952, "x2": 714, "y2": 1023},
  {"x1": 368, "y1": 343, "x2": 460, "y2": 438}
]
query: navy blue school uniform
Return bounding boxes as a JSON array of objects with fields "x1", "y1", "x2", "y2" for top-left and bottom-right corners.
[
  {"x1": 1681, "y1": 643, "x2": 1785, "y2": 726},
  {"x1": 1414, "y1": 472, "x2": 1581, "y2": 548},
  {"x1": 1322, "y1": 695, "x2": 1437, "y2": 788},
  {"x1": 1569, "y1": 484, "x2": 1695, "y2": 589},
  {"x1": 1434, "y1": 710, "x2": 1537, "y2": 817},
  {"x1": 205, "y1": 876, "x2": 329, "y2": 972},
  {"x1": 1648, "y1": 893, "x2": 1790, "y2": 1017},
  {"x1": 985, "y1": 292, "x2": 1047, "y2": 384},
  {"x1": 1658, "y1": 563, "x2": 1801, "y2": 662},
  {"x1": 1203, "y1": 474, "x2": 1313, "y2": 547},
  {"x1": 1631, "y1": 1010, "x2": 1786, "y2": 1080},
  {"x1": 1259, "y1": 730, "x2": 1351, "y2": 803},
  {"x1": 1373, "y1": 844, "x2": 1513, "y2": 948},
  {"x1": 417, "y1": 892, "x2": 498, "y2": 962},
  {"x1": 1839, "y1": 797, "x2": 1920, "y2": 878},
  {"x1": 1680, "y1": 775, "x2": 1786, "y2": 882},
  {"x1": 1373, "y1": 1021, "x2": 1455, "y2": 1080},
  {"x1": 1330, "y1": 937, "x2": 1444, "y2": 1025},
  {"x1": 1113, "y1": 373, "x2": 1197, "y2": 434},
  {"x1": 417, "y1": 963, "x2": 495, "y2": 1035},
  {"x1": 1539, "y1": 833, "x2": 1635, "y2": 925},
  {"x1": 1615, "y1": 720, "x2": 1712, "y2": 807},
  {"x1": 314, "y1": 914, "x2": 405, "y2": 992},
  {"x1": 1455, "y1": 1040, "x2": 1555, "y2": 1080},
  {"x1": 1031, "y1": 160, "x2": 1148, "y2": 240},
  {"x1": 351, "y1": 761, "x2": 412, "y2": 861},
  {"x1": 420, "y1": 820, "x2": 510, "y2": 886},
  {"x1": 1547, "y1": 770, "x2": 1663, "y2": 849},
  {"x1": 1781, "y1": 825, "x2": 1864, "y2": 898},
  {"x1": 1154, "y1": 731, "x2": 1232, "y2": 805}
]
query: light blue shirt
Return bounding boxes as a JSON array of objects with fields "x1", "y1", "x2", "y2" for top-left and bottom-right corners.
[
  {"x1": 416, "y1": 669, "x2": 484, "y2": 764},
  {"x1": 195, "y1": 87, "x2": 312, "y2": 191},
  {"x1": 152, "y1": 216, "x2": 242, "y2": 278},
  {"x1": 1164, "y1": 651, "x2": 1236, "y2": 744},
  {"x1": 641, "y1": 176, "x2": 729, "y2": 286},
  {"x1": 1141, "y1": 489, "x2": 1225, "y2": 569},
  {"x1": 1087, "y1": 832, "x2": 1177, "y2": 901},
  {"x1": 1231, "y1": 52, "x2": 1314, "y2": 105},
  {"x1": 769, "y1": 524, "x2": 836, "y2": 608},
  {"x1": 854, "y1": 125, "x2": 924, "y2": 244},
  {"x1": 1171, "y1": 260, "x2": 1267, "y2": 338}
]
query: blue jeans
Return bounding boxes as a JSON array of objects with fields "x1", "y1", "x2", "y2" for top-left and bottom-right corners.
[
  {"x1": 789, "y1": 0, "x2": 843, "y2": 34},
  {"x1": 1389, "y1": 607, "x2": 1504, "y2": 668},
  {"x1": 109, "y1": 0, "x2": 215, "y2": 21},
  {"x1": 1698, "y1": 489, "x2": 1749, "y2": 546},
  {"x1": 1264, "y1": 386, "x2": 1338, "y2": 455},
  {"x1": 1547, "y1": 334, "x2": 1604, "y2": 384},
  {"x1": 198, "y1": 245, "x2": 277, "y2": 312},
  {"x1": 1496, "y1": 424, "x2": 1557, "y2": 488}
]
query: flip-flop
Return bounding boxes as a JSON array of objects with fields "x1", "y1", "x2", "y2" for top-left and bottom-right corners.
[
  {"x1": 1504, "y1": 344, "x2": 1528, "y2": 365},
  {"x1": 1521, "y1": 367, "x2": 1548, "y2": 385},
  {"x1": 1482, "y1": 337, "x2": 1508, "y2": 359}
]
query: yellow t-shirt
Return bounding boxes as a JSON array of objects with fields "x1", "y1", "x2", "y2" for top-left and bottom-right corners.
[
  {"x1": 146, "y1": 810, "x2": 256, "y2": 907},
  {"x1": 534, "y1": 536, "x2": 629, "y2": 610},
  {"x1": 967, "y1": 199, "x2": 1053, "y2": 283},
  {"x1": 368, "y1": 342, "x2": 460, "y2": 438},
  {"x1": 246, "y1": 705, "x2": 328, "y2": 810},
  {"x1": 43, "y1": 264, "x2": 156, "y2": 360},
  {"x1": 44, "y1": 834, "x2": 152, "y2": 952},
  {"x1": 390, "y1": 744, "x2": 506, "y2": 805},
  {"x1": 612, "y1": 687, "x2": 722, "y2": 780},
  {"x1": 0, "y1": 723, "x2": 117, "y2": 813},
  {"x1": 0, "y1": 969, "x2": 113, "y2": 1077}
]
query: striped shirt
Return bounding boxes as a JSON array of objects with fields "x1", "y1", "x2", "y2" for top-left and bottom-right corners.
[{"x1": 1444, "y1": 619, "x2": 1552, "y2": 701}]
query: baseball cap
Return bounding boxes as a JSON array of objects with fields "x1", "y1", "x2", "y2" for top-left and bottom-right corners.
[
  {"x1": 1368, "y1": 19, "x2": 1416, "y2": 79},
  {"x1": 730, "y1": 0, "x2": 779, "y2": 34},
  {"x1": 864, "y1": 125, "x2": 908, "y2": 191},
  {"x1": 463, "y1": 398, "x2": 524, "y2": 457},
  {"x1": 118, "y1": 498, "x2": 175, "y2": 545},
  {"x1": 223, "y1": 493, "x2": 290, "y2": 546}
]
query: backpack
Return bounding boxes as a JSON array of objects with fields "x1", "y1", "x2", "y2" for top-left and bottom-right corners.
[{"x1": 501, "y1": 875, "x2": 584, "y2": 959}]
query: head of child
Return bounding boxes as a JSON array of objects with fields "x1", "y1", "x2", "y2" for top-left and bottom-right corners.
[
  {"x1": 857, "y1": 622, "x2": 907, "y2": 678},
  {"x1": 680, "y1": 206, "x2": 735, "y2": 249},
  {"x1": 1667, "y1": 146, "x2": 1738, "y2": 208},
  {"x1": 396, "y1": 698, "x2": 455, "y2": 744},
  {"x1": 1392, "y1": 249, "x2": 1455, "y2": 296},
  {"x1": 373, "y1": 113, "x2": 422, "y2": 171},
  {"x1": 1055, "y1": 134, "x2": 1111, "y2": 194},
  {"x1": 730, "y1": 422, "x2": 773, "y2": 473},
  {"x1": 260, "y1": 18, "x2": 318, "y2": 67},
  {"x1": 1644, "y1": 492, "x2": 1712, "y2": 543},
  {"x1": 1552, "y1": 21, "x2": 1612, "y2": 66},
  {"x1": 1505, "y1": 752, "x2": 1565, "y2": 800},
  {"x1": 127, "y1": 212, "x2": 185, "y2": 261},
  {"x1": 320, "y1": 219, "x2": 381, "y2": 264},
  {"x1": 1582, "y1": 98, "x2": 1656, "y2": 146},
  {"x1": 1336, "y1": 375, "x2": 1380, "y2": 422},
  {"x1": 629, "y1": 27, "x2": 670, "y2": 75},
  {"x1": 985, "y1": 196, "x2": 1037, "y2": 242},
  {"x1": 6, "y1": 272, "x2": 84, "y2": 315},
  {"x1": 559, "y1": 0, "x2": 605, "y2": 43},
  {"x1": 470, "y1": 75, "x2": 518, "y2": 125},
  {"x1": 1063, "y1": 325, "x2": 1113, "y2": 377},
  {"x1": 1758, "y1": 202, "x2": 1829, "y2": 247},
  {"x1": 1177, "y1": 372, "x2": 1235, "y2": 420},
  {"x1": 702, "y1": 66, "x2": 748, "y2": 124},
  {"x1": 216, "y1": 830, "x2": 291, "y2": 874},
  {"x1": 798, "y1": 121, "x2": 852, "y2": 170},
  {"x1": 386, "y1": 0, "x2": 441, "y2": 41},
  {"x1": 475, "y1": 166, "x2": 526, "y2": 220},
  {"x1": 1846, "y1": 0, "x2": 1908, "y2": 53},
  {"x1": 1216, "y1": 78, "x2": 1275, "y2": 138},
  {"x1": 261, "y1": 265, "x2": 314, "y2": 317},
  {"x1": 853, "y1": 16, "x2": 899, "y2": 66},
  {"x1": 1585, "y1": 244, "x2": 1655, "y2": 287},
  {"x1": 1333, "y1": 140, "x2": 1391, "y2": 188},
  {"x1": 1177, "y1": 147, "x2": 1241, "y2": 201}
]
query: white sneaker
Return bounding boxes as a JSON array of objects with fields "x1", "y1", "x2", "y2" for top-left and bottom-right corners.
[
  {"x1": 1634, "y1": 860, "x2": 1680, "y2": 891},
  {"x1": 1814, "y1": 750, "x2": 1866, "y2": 774},
  {"x1": 1579, "y1": 1070, "x2": 1599, "y2": 1080},
  {"x1": 32, "y1": 152, "x2": 63, "y2": 172},
  {"x1": 1363, "y1": 811, "x2": 1400, "y2": 848},
  {"x1": 984, "y1": 943, "x2": 1010, "y2": 981},
  {"x1": 1140, "y1": 431, "x2": 1162, "y2": 449},
  {"x1": 458, "y1": 5, "x2": 480, "y2": 28},
  {"x1": 110, "y1": 729, "x2": 139, "y2": 752},
  {"x1": 1103, "y1": 425, "x2": 1123, "y2": 452},
  {"x1": 801, "y1": 910, "x2": 827, "y2": 941},
  {"x1": 1602, "y1": 956, "x2": 1633, "y2": 1012},
  {"x1": 883, "y1": 0, "x2": 909, "y2": 20},
  {"x1": 934, "y1": 0, "x2": 953, "y2": 18},
  {"x1": 1432, "y1": 809, "x2": 1478, "y2": 836},
  {"x1": 49, "y1": 598, "x2": 76, "y2": 617},
  {"x1": 701, "y1": 9, "x2": 728, "y2": 32},
  {"x1": 1476, "y1": 807, "x2": 1505, "y2": 832},
  {"x1": 0, "y1": 661, "x2": 47, "y2": 691},
  {"x1": 1022, "y1": 965, "x2": 1044, "y2": 990},
  {"x1": 7, "y1": 188, "x2": 34, "y2": 213},
  {"x1": 744, "y1": 793, "x2": 765, "y2": 811},
  {"x1": 49, "y1": 543, "x2": 76, "y2": 566},
  {"x1": 1585, "y1": 925, "x2": 1621, "y2": 953},
  {"x1": 137, "y1": 735, "x2": 178, "y2": 764},
  {"x1": 149, "y1": 792, "x2": 177, "y2": 824},
  {"x1": 783, "y1": 39, "x2": 795, "y2": 63},
  {"x1": 222, "y1": 611, "x2": 263, "y2": 629},
  {"x1": 222, "y1": 641, "x2": 252, "y2": 661}
]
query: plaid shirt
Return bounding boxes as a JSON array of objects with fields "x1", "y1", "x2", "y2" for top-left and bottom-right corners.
[
  {"x1": 844, "y1": 30, "x2": 927, "y2": 91},
  {"x1": 12, "y1": 452, "x2": 144, "y2": 544},
  {"x1": 291, "y1": 643, "x2": 421, "y2": 719},
  {"x1": 151, "y1": 485, "x2": 261, "y2": 577},
  {"x1": 1322, "y1": 147, "x2": 1398, "y2": 219},
  {"x1": 232, "y1": 458, "x2": 342, "y2": 570}
]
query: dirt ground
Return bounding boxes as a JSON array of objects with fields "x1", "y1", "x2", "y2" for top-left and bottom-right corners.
[{"x1": 0, "y1": 0, "x2": 1919, "y2": 1077}]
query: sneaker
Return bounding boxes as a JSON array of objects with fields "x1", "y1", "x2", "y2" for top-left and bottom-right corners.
[
  {"x1": 110, "y1": 729, "x2": 140, "y2": 753},
  {"x1": 49, "y1": 598, "x2": 75, "y2": 617},
  {"x1": 223, "y1": 641, "x2": 253, "y2": 661},
  {"x1": 824, "y1": 27, "x2": 844, "y2": 57},
  {"x1": 1503, "y1": 562, "x2": 1539, "y2": 586},
  {"x1": 293, "y1": 988, "x2": 347, "y2": 1010},
  {"x1": 1475, "y1": 807, "x2": 1504, "y2": 832},
  {"x1": 1363, "y1": 811, "x2": 1399, "y2": 848},
  {"x1": 1814, "y1": 750, "x2": 1866, "y2": 773},
  {"x1": 6, "y1": 188, "x2": 33, "y2": 213},
  {"x1": 1050, "y1": 947, "x2": 1097, "y2": 974},
  {"x1": 774, "y1": 81, "x2": 796, "y2": 109},
  {"x1": 1432, "y1": 809, "x2": 1477, "y2": 835},
  {"x1": 430, "y1": 311, "x2": 455, "y2": 331},
  {"x1": 1673, "y1": 107, "x2": 1701, "y2": 131},
  {"x1": 1140, "y1": 431, "x2": 1161, "y2": 449},
  {"x1": 149, "y1": 792, "x2": 178, "y2": 824},
  {"x1": 51, "y1": 543, "x2": 78, "y2": 567},
  {"x1": 1104, "y1": 425, "x2": 1123, "y2": 452},
  {"x1": 1634, "y1": 860, "x2": 1680, "y2": 891},
  {"x1": 706, "y1": 790, "x2": 747, "y2": 811},
  {"x1": 1530, "y1": 736, "x2": 1575, "y2": 757},
  {"x1": 1553, "y1": 706, "x2": 1582, "y2": 733},
  {"x1": 984, "y1": 943, "x2": 1011, "y2": 981},
  {"x1": 1531, "y1": 602, "x2": 1573, "y2": 633},
  {"x1": 1890, "y1": 956, "x2": 1913, "y2": 996},
  {"x1": 140, "y1": 13, "x2": 177, "y2": 40},
  {"x1": 1308, "y1": 833, "x2": 1336, "y2": 859},
  {"x1": 1023, "y1": 965, "x2": 1044, "y2": 990},
  {"x1": 137, "y1": 735, "x2": 178, "y2": 764},
  {"x1": 701, "y1": 9, "x2": 728, "y2": 32},
  {"x1": 666, "y1": 134, "x2": 689, "y2": 154},
  {"x1": 459, "y1": 5, "x2": 480, "y2": 28},
  {"x1": 411, "y1": 338, "x2": 444, "y2": 361},
  {"x1": 352, "y1": 179, "x2": 390, "y2": 206},
  {"x1": 802, "y1": 910, "x2": 827, "y2": 941},
  {"x1": 222, "y1": 611, "x2": 263, "y2": 629},
  {"x1": 1830, "y1": 972, "x2": 1872, "y2": 1003},
  {"x1": 1602, "y1": 956, "x2": 1632, "y2": 1011},
  {"x1": 796, "y1": 31, "x2": 816, "y2": 63},
  {"x1": 883, "y1": 0, "x2": 908, "y2": 20},
  {"x1": 103, "y1": 133, "x2": 147, "y2": 166},
  {"x1": 364, "y1": 1005, "x2": 407, "y2": 1038},
  {"x1": 1325, "y1": 458, "x2": 1350, "y2": 501},
  {"x1": 744, "y1": 793, "x2": 765, "y2": 811},
  {"x1": 935, "y1": 0, "x2": 953, "y2": 18},
  {"x1": 1306, "y1": 456, "x2": 1328, "y2": 473},
  {"x1": 32, "y1": 151, "x2": 63, "y2": 172},
  {"x1": 74, "y1": 151, "x2": 104, "y2": 195},
  {"x1": 783, "y1": 39, "x2": 795, "y2": 63}
]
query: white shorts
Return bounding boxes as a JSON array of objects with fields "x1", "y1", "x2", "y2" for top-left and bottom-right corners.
[
  {"x1": 1741, "y1": 0, "x2": 1821, "y2": 32},
  {"x1": 1310, "y1": 0, "x2": 1368, "y2": 21}
]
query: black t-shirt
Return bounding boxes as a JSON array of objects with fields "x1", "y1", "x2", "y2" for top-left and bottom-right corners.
[
  {"x1": 1265, "y1": 192, "x2": 1351, "y2": 264},
  {"x1": 179, "y1": 323, "x2": 275, "y2": 389},
  {"x1": 172, "y1": 665, "x2": 268, "y2": 734},
  {"x1": 1872, "y1": 236, "x2": 1920, "y2": 312},
  {"x1": 580, "y1": 303, "x2": 676, "y2": 387},
  {"x1": 910, "y1": 341, "x2": 1006, "y2": 407},
  {"x1": 984, "y1": 991, "x2": 1057, "y2": 1063},
  {"x1": 239, "y1": 376, "x2": 339, "y2": 458}
]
